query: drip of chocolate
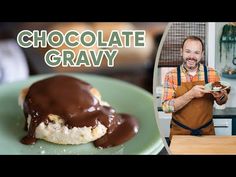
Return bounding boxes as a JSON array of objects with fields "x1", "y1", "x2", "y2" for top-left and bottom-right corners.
[{"x1": 21, "y1": 75, "x2": 139, "y2": 148}]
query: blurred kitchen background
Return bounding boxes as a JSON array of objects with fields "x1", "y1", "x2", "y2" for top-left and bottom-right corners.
[
  {"x1": 0, "y1": 22, "x2": 167, "y2": 93},
  {"x1": 155, "y1": 22, "x2": 236, "y2": 151}
]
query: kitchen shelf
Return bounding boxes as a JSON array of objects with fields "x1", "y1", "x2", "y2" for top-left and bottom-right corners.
[{"x1": 222, "y1": 72, "x2": 236, "y2": 79}]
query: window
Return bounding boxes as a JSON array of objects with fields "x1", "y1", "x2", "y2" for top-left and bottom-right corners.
[{"x1": 158, "y1": 22, "x2": 207, "y2": 67}]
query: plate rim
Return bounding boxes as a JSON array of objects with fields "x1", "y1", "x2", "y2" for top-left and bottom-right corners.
[
  {"x1": 205, "y1": 81, "x2": 231, "y2": 92},
  {"x1": 0, "y1": 73, "x2": 163, "y2": 155}
]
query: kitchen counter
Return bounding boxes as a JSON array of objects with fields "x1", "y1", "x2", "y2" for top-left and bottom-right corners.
[
  {"x1": 170, "y1": 135, "x2": 236, "y2": 155},
  {"x1": 158, "y1": 107, "x2": 236, "y2": 154},
  {"x1": 213, "y1": 107, "x2": 236, "y2": 118}
]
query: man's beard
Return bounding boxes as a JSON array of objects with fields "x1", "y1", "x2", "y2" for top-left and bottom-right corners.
[{"x1": 184, "y1": 57, "x2": 199, "y2": 70}]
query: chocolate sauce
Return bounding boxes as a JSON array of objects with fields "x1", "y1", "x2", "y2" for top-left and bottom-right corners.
[
  {"x1": 212, "y1": 81, "x2": 231, "y2": 94},
  {"x1": 21, "y1": 75, "x2": 139, "y2": 148}
]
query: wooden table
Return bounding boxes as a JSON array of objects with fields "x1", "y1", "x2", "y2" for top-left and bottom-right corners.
[{"x1": 170, "y1": 135, "x2": 236, "y2": 155}]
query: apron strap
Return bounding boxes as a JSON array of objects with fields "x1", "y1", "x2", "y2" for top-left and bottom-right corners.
[
  {"x1": 177, "y1": 65, "x2": 209, "y2": 85},
  {"x1": 203, "y1": 65, "x2": 208, "y2": 84},
  {"x1": 177, "y1": 65, "x2": 181, "y2": 86},
  {"x1": 171, "y1": 118, "x2": 213, "y2": 136}
]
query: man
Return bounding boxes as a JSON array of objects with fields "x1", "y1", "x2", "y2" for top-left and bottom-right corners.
[{"x1": 161, "y1": 36, "x2": 228, "y2": 140}]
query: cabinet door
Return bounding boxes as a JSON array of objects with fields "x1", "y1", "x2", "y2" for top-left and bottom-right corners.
[
  {"x1": 158, "y1": 111, "x2": 171, "y2": 137},
  {"x1": 158, "y1": 113, "x2": 233, "y2": 137},
  {"x1": 213, "y1": 119, "x2": 232, "y2": 136}
]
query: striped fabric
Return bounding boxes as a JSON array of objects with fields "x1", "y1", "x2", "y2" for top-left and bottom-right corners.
[{"x1": 161, "y1": 64, "x2": 220, "y2": 113}]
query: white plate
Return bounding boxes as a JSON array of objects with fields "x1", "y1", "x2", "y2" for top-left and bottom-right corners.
[{"x1": 205, "y1": 81, "x2": 231, "y2": 92}]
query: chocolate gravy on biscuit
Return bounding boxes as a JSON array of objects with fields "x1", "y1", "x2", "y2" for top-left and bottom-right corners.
[{"x1": 21, "y1": 75, "x2": 139, "y2": 148}]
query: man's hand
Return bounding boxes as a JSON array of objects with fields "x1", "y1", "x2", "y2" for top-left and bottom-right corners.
[
  {"x1": 211, "y1": 89, "x2": 227, "y2": 105},
  {"x1": 189, "y1": 85, "x2": 210, "y2": 98}
]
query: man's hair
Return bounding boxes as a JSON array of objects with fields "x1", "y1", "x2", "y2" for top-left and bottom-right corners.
[{"x1": 181, "y1": 36, "x2": 205, "y2": 51}]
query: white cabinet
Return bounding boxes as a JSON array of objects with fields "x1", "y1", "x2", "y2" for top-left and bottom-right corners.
[
  {"x1": 157, "y1": 111, "x2": 171, "y2": 138},
  {"x1": 213, "y1": 119, "x2": 232, "y2": 136}
]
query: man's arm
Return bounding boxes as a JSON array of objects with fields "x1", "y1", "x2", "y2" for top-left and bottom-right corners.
[
  {"x1": 172, "y1": 90, "x2": 194, "y2": 112},
  {"x1": 173, "y1": 85, "x2": 209, "y2": 112},
  {"x1": 162, "y1": 85, "x2": 209, "y2": 113},
  {"x1": 207, "y1": 67, "x2": 228, "y2": 105},
  {"x1": 161, "y1": 71, "x2": 176, "y2": 113}
]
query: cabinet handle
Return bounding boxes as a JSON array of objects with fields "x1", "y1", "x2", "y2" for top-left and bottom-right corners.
[{"x1": 214, "y1": 126, "x2": 229, "y2": 128}]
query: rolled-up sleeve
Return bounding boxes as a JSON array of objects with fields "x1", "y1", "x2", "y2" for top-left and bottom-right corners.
[
  {"x1": 161, "y1": 72, "x2": 176, "y2": 113},
  {"x1": 208, "y1": 67, "x2": 220, "y2": 83}
]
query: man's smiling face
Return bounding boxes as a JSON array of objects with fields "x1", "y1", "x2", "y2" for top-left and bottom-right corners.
[{"x1": 181, "y1": 39, "x2": 204, "y2": 70}]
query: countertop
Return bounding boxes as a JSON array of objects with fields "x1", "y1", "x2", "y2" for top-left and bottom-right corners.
[
  {"x1": 213, "y1": 107, "x2": 236, "y2": 118},
  {"x1": 158, "y1": 107, "x2": 236, "y2": 155},
  {"x1": 170, "y1": 135, "x2": 236, "y2": 155}
]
